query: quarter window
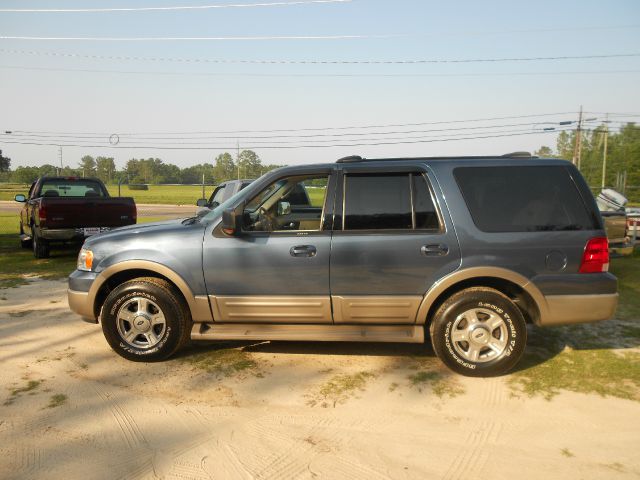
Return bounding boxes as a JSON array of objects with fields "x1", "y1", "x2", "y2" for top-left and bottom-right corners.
[{"x1": 454, "y1": 166, "x2": 598, "y2": 232}]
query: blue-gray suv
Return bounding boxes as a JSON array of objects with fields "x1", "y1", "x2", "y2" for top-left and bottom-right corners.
[{"x1": 68, "y1": 154, "x2": 618, "y2": 376}]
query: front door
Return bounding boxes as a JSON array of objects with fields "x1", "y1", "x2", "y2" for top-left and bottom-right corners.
[
  {"x1": 330, "y1": 167, "x2": 461, "y2": 324},
  {"x1": 203, "y1": 170, "x2": 335, "y2": 323}
]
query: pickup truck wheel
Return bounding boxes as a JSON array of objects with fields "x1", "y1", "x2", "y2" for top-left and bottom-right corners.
[
  {"x1": 430, "y1": 287, "x2": 527, "y2": 377},
  {"x1": 100, "y1": 278, "x2": 191, "y2": 362},
  {"x1": 32, "y1": 230, "x2": 50, "y2": 258}
]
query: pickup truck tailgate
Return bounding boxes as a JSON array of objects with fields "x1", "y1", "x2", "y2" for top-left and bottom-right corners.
[{"x1": 40, "y1": 197, "x2": 136, "y2": 229}]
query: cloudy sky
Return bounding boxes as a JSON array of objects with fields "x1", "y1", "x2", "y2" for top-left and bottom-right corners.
[{"x1": 1, "y1": 0, "x2": 639, "y2": 170}]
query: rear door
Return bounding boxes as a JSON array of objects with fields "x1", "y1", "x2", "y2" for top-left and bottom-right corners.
[{"x1": 329, "y1": 165, "x2": 461, "y2": 324}]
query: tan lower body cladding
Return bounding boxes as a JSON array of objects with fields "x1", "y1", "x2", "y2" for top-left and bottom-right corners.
[
  {"x1": 191, "y1": 323, "x2": 424, "y2": 343},
  {"x1": 201, "y1": 295, "x2": 424, "y2": 342},
  {"x1": 208, "y1": 295, "x2": 422, "y2": 324}
]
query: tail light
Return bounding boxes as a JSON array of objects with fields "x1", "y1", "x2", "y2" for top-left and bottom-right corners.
[
  {"x1": 38, "y1": 204, "x2": 47, "y2": 226},
  {"x1": 579, "y1": 237, "x2": 609, "y2": 273}
]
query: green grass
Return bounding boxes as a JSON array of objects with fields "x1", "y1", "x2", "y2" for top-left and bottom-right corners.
[
  {"x1": 0, "y1": 214, "x2": 77, "y2": 289},
  {"x1": 183, "y1": 346, "x2": 259, "y2": 377},
  {"x1": 4, "y1": 379, "x2": 43, "y2": 406},
  {"x1": 610, "y1": 248, "x2": 640, "y2": 320},
  {"x1": 106, "y1": 184, "x2": 207, "y2": 205},
  {"x1": 0, "y1": 183, "x2": 29, "y2": 201},
  {"x1": 2, "y1": 182, "x2": 327, "y2": 207},
  {"x1": 407, "y1": 370, "x2": 465, "y2": 398},
  {"x1": 47, "y1": 393, "x2": 68, "y2": 408},
  {"x1": 0, "y1": 183, "x2": 208, "y2": 204},
  {"x1": 510, "y1": 348, "x2": 640, "y2": 401},
  {"x1": 306, "y1": 371, "x2": 376, "y2": 407}
]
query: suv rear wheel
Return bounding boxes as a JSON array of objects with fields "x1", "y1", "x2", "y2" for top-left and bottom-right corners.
[
  {"x1": 430, "y1": 287, "x2": 527, "y2": 377},
  {"x1": 100, "y1": 277, "x2": 191, "y2": 362}
]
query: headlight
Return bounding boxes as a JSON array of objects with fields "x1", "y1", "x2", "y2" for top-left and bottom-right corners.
[{"x1": 77, "y1": 248, "x2": 94, "y2": 271}]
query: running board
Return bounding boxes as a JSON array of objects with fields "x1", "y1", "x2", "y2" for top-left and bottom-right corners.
[{"x1": 191, "y1": 323, "x2": 424, "y2": 343}]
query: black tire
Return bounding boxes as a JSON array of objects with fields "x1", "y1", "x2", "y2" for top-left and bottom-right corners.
[
  {"x1": 429, "y1": 287, "x2": 527, "y2": 377},
  {"x1": 32, "y1": 228, "x2": 50, "y2": 258},
  {"x1": 100, "y1": 277, "x2": 191, "y2": 362},
  {"x1": 20, "y1": 224, "x2": 32, "y2": 249}
]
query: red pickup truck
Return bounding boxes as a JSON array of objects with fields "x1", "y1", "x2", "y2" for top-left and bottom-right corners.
[{"x1": 14, "y1": 176, "x2": 136, "y2": 258}]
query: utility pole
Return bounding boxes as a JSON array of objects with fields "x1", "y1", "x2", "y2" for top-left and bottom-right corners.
[
  {"x1": 572, "y1": 105, "x2": 583, "y2": 169},
  {"x1": 601, "y1": 114, "x2": 608, "y2": 189},
  {"x1": 236, "y1": 140, "x2": 240, "y2": 180},
  {"x1": 58, "y1": 146, "x2": 63, "y2": 175}
]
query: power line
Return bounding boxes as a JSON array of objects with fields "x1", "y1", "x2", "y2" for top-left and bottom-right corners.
[
  {"x1": 3, "y1": 122, "x2": 581, "y2": 141},
  {"x1": 2, "y1": 64, "x2": 639, "y2": 77},
  {"x1": 0, "y1": 129, "x2": 564, "y2": 150},
  {"x1": 3, "y1": 127, "x2": 575, "y2": 146},
  {"x1": 4, "y1": 112, "x2": 581, "y2": 135},
  {"x1": 0, "y1": 0, "x2": 351, "y2": 13},
  {"x1": 3, "y1": 48, "x2": 639, "y2": 64},
  {"x1": 0, "y1": 34, "x2": 399, "y2": 42}
]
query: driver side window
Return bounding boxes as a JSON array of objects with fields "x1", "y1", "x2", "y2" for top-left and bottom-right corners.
[{"x1": 243, "y1": 175, "x2": 328, "y2": 232}]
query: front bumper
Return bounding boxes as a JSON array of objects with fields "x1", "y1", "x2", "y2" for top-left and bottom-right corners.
[
  {"x1": 541, "y1": 293, "x2": 618, "y2": 326},
  {"x1": 68, "y1": 269, "x2": 100, "y2": 323},
  {"x1": 68, "y1": 288, "x2": 96, "y2": 323}
]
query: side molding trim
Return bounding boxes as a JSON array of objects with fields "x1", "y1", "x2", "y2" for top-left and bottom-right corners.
[
  {"x1": 332, "y1": 295, "x2": 422, "y2": 324},
  {"x1": 209, "y1": 295, "x2": 332, "y2": 323}
]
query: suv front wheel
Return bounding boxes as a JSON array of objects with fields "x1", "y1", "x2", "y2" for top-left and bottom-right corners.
[
  {"x1": 100, "y1": 277, "x2": 191, "y2": 362},
  {"x1": 430, "y1": 287, "x2": 527, "y2": 377}
]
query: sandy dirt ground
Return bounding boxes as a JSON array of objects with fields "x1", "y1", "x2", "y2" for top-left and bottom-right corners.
[{"x1": 1, "y1": 279, "x2": 639, "y2": 480}]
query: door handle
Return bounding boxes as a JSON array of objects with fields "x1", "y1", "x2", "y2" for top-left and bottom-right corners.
[
  {"x1": 290, "y1": 245, "x2": 317, "y2": 257},
  {"x1": 421, "y1": 244, "x2": 449, "y2": 256}
]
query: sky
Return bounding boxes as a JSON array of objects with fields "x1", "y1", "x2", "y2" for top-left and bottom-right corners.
[{"x1": 1, "y1": 0, "x2": 640, "y2": 171}]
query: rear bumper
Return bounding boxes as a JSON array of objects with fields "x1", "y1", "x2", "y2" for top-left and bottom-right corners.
[
  {"x1": 39, "y1": 227, "x2": 113, "y2": 242},
  {"x1": 540, "y1": 293, "x2": 618, "y2": 326},
  {"x1": 40, "y1": 228, "x2": 80, "y2": 241}
]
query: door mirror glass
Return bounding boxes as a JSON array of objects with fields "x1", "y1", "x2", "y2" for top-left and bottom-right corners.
[
  {"x1": 14, "y1": 194, "x2": 26, "y2": 202},
  {"x1": 196, "y1": 198, "x2": 208, "y2": 207},
  {"x1": 221, "y1": 207, "x2": 241, "y2": 235},
  {"x1": 277, "y1": 201, "x2": 291, "y2": 216}
]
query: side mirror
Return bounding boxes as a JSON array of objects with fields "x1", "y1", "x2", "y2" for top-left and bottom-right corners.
[
  {"x1": 277, "y1": 201, "x2": 291, "y2": 216},
  {"x1": 221, "y1": 206, "x2": 242, "y2": 235},
  {"x1": 14, "y1": 194, "x2": 26, "y2": 203},
  {"x1": 196, "y1": 198, "x2": 208, "y2": 207}
]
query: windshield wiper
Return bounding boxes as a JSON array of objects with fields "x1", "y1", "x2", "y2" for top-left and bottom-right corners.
[
  {"x1": 181, "y1": 216, "x2": 200, "y2": 225},
  {"x1": 533, "y1": 224, "x2": 583, "y2": 231}
]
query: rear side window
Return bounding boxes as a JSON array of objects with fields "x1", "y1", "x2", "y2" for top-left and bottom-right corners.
[
  {"x1": 343, "y1": 173, "x2": 440, "y2": 231},
  {"x1": 454, "y1": 166, "x2": 598, "y2": 232}
]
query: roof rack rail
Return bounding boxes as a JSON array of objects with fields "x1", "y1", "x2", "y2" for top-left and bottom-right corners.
[
  {"x1": 336, "y1": 155, "x2": 364, "y2": 163},
  {"x1": 502, "y1": 151, "x2": 532, "y2": 158}
]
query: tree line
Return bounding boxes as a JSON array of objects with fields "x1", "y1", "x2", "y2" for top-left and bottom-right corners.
[
  {"x1": 534, "y1": 122, "x2": 639, "y2": 201},
  {"x1": 0, "y1": 150, "x2": 283, "y2": 186}
]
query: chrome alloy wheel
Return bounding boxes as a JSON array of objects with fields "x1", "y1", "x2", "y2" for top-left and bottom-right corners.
[
  {"x1": 450, "y1": 308, "x2": 508, "y2": 363},
  {"x1": 116, "y1": 297, "x2": 166, "y2": 349}
]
